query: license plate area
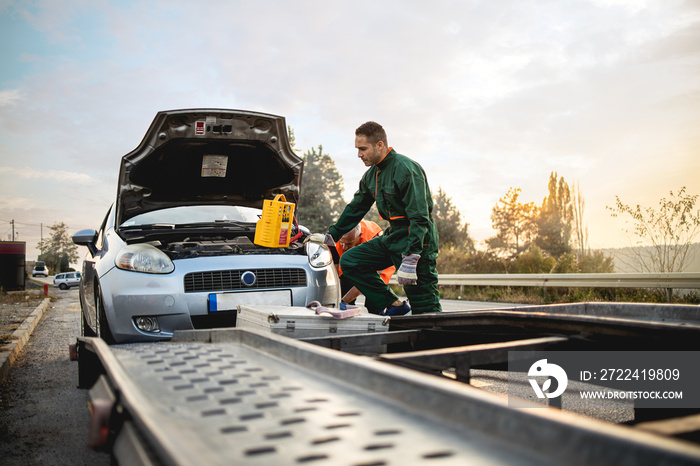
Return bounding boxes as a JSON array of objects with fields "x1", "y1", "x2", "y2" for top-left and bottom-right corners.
[{"x1": 208, "y1": 290, "x2": 292, "y2": 312}]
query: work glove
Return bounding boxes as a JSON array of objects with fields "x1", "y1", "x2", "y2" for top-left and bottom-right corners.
[
  {"x1": 304, "y1": 233, "x2": 336, "y2": 248},
  {"x1": 397, "y1": 253, "x2": 420, "y2": 286}
]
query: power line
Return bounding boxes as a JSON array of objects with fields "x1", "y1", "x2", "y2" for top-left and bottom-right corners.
[
  {"x1": 1, "y1": 219, "x2": 96, "y2": 230},
  {"x1": 0, "y1": 218, "x2": 43, "y2": 227}
]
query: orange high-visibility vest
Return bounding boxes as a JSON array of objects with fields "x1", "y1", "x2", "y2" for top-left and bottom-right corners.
[{"x1": 335, "y1": 220, "x2": 395, "y2": 284}]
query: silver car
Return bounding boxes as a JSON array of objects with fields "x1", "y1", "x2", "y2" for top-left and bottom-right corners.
[
  {"x1": 73, "y1": 109, "x2": 340, "y2": 344},
  {"x1": 54, "y1": 272, "x2": 82, "y2": 290}
]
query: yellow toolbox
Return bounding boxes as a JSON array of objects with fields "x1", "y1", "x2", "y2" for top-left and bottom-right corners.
[{"x1": 253, "y1": 194, "x2": 295, "y2": 248}]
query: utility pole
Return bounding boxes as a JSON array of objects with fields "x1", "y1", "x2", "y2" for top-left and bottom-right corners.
[{"x1": 11, "y1": 219, "x2": 15, "y2": 241}]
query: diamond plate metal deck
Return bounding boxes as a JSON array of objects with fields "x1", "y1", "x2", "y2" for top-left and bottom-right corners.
[
  {"x1": 108, "y1": 338, "x2": 549, "y2": 466},
  {"x1": 84, "y1": 328, "x2": 700, "y2": 466}
]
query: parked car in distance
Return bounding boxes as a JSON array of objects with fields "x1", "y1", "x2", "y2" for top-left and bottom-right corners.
[
  {"x1": 73, "y1": 109, "x2": 340, "y2": 344},
  {"x1": 54, "y1": 272, "x2": 82, "y2": 290},
  {"x1": 32, "y1": 261, "x2": 49, "y2": 277}
]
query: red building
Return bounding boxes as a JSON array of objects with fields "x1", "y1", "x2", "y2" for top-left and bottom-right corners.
[{"x1": 0, "y1": 241, "x2": 26, "y2": 291}]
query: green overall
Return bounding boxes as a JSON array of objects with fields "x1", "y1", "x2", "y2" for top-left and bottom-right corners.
[{"x1": 328, "y1": 149, "x2": 442, "y2": 314}]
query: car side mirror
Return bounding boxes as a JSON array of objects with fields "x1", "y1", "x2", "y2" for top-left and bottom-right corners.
[{"x1": 72, "y1": 229, "x2": 99, "y2": 257}]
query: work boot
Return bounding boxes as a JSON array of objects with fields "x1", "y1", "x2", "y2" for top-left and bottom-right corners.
[{"x1": 380, "y1": 301, "x2": 412, "y2": 317}]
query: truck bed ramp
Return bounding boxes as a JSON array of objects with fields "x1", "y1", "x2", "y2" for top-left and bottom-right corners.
[{"x1": 78, "y1": 327, "x2": 700, "y2": 466}]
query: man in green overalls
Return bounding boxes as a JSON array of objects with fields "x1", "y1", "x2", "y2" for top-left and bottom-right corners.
[{"x1": 325, "y1": 121, "x2": 442, "y2": 316}]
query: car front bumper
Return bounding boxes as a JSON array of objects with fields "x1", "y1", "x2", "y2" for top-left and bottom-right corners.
[{"x1": 98, "y1": 255, "x2": 340, "y2": 343}]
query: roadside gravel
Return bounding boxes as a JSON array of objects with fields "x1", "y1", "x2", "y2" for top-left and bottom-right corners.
[
  {"x1": 0, "y1": 289, "x2": 109, "y2": 465},
  {"x1": 0, "y1": 289, "x2": 47, "y2": 351}
]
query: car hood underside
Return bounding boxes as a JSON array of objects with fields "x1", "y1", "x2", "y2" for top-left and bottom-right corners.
[{"x1": 116, "y1": 109, "x2": 303, "y2": 227}]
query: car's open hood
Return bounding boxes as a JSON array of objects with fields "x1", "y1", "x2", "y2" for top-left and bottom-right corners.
[{"x1": 116, "y1": 109, "x2": 303, "y2": 227}]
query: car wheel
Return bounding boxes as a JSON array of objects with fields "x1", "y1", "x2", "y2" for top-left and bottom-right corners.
[
  {"x1": 95, "y1": 286, "x2": 116, "y2": 344},
  {"x1": 59, "y1": 283, "x2": 69, "y2": 290}
]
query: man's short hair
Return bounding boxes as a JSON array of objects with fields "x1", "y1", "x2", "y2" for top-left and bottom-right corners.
[{"x1": 355, "y1": 121, "x2": 388, "y2": 146}]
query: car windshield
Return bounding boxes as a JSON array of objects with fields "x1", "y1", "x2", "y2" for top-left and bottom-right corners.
[{"x1": 120, "y1": 206, "x2": 262, "y2": 228}]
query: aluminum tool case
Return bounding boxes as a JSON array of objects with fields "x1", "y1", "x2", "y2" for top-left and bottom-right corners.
[{"x1": 236, "y1": 304, "x2": 389, "y2": 339}]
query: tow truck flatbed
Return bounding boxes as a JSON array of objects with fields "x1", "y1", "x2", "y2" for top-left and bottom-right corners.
[{"x1": 74, "y1": 302, "x2": 700, "y2": 465}]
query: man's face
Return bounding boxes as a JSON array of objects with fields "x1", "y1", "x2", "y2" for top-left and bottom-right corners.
[{"x1": 355, "y1": 135, "x2": 385, "y2": 167}]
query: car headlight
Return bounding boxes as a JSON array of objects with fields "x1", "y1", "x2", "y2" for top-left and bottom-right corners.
[
  {"x1": 115, "y1": 244, "x2": 174, "y2": 274},
  {"x1": 306, "y1": 241, "x2": 333, "y2": 268}
]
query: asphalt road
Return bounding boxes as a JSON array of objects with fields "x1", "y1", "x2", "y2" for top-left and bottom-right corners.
[{"x1": 0, "y1": 289, "x2": 110, "y2": 465}]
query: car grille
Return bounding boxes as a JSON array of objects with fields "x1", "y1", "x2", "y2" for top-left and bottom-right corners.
[{"x1": 184, "y1": 268, "x2": 307, "y2": 293}]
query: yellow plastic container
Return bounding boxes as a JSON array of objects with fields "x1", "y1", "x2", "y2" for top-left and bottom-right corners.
[{"x1": 254, "y1": 194, "x2": 296, "y2": 248}]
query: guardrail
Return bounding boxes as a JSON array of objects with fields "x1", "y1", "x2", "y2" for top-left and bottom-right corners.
[{"x1": 389, "y1": 272, "x2": 700, "y2": 302}]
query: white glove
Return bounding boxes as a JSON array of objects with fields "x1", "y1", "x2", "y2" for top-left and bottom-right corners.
[{"x1": 304, "y1": 233, "x2": 336, "y2": 248}]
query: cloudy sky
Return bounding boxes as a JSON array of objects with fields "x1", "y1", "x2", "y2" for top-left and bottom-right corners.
[{"x1": 1, "y1": 0, "x2": 698, "y2": 263}]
